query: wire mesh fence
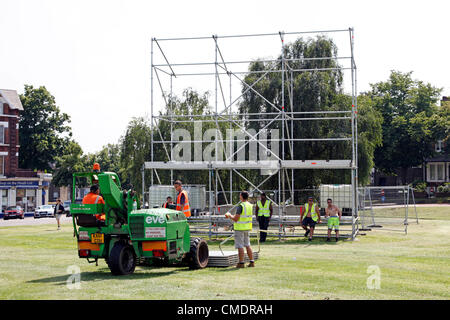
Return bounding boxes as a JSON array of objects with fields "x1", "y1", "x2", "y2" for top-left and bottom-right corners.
[
  {"x1": 189, "y1": 184, "x2": 358, "y2": 239},
  {"x1": 358, "y1": 186, "x2": 418, "y2": 234},
  {"x1": 188, "y1": 185, "x2": 418, "y2": 238}
]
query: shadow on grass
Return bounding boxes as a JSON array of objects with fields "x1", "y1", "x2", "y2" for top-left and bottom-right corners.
[
  {"x1": 26, "y1": 266, "x2": 194, "y2": 285},
  {"x1": 212, "y1": 237, "x2": 349, "y2": 249}
]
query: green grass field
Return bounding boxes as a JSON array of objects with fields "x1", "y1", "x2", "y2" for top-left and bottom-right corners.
[{"x1": 0, "y1": 206, "x2": 449, "y2": 300}]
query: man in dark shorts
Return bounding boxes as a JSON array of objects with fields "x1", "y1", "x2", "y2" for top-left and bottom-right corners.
[{"x1": 300, "y1": 196, "x2": 321, "y2": 241}]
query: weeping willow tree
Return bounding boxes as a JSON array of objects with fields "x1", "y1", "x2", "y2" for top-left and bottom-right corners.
[{"x1": 238, "y1": 36, "x2": 382, "y2": 200}]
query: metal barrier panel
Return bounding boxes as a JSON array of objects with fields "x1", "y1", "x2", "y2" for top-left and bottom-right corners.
[{"x1": 358, "y1": 186, "x2": 418, "y2": 234}]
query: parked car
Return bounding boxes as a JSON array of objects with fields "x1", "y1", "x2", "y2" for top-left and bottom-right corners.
[
  {"x1": 3, "y1": 206, "x2": 25, "y2": 220},
  {"x1": 64, "y1": 200, "x2": 71, "y2": 217},
  {"x1": 34, "y1": 205, "x2": 54, "y2": 219}
]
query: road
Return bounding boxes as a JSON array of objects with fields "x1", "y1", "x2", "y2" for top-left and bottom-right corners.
[
  {"x1": 0, "y1": 203, "x2": 447, "y2": 227},
  {"x1": 0, "y1": 215, "x2": 73, "y2": 227},
  {"x1": 371, "y1": 203, "x2": 449, "y2": 209}
]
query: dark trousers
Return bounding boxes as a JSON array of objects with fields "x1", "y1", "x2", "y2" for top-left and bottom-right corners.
[{"x1": 258, "y1": 215, "x2": 270, "y2": 242}]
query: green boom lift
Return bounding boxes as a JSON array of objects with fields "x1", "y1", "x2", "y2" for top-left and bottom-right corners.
[{"x1": 70, "y1": 166, "x2": 209, "y2": 275}]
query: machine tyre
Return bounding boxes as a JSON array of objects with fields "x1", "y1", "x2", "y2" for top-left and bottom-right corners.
[
  {"x1": 107, "y1": 242, "x2": 136, "y2": 275},
  {"x1": 188, "y1": 237, "x2": 209, "y2": 269}
]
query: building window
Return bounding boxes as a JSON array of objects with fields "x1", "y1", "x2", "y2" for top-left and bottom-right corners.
[
  {"x1": 1, "y1": 189, "x2": 7, "y2": 211},
  {"x1": 435, "y1": 140, "x2": 443, "y2": 153},
  {"x1": 0, "y1": 156, "x2": 4, "y2": 176},
  {"x1": 26, "y1": 189, "x2": 36, "y2": 212},
  {"x1": 428, "y1": 163, "x2": 445, "y2": 182},
  {"x1": 0, "y1": 126, "x2": 4, "y2": 144}
]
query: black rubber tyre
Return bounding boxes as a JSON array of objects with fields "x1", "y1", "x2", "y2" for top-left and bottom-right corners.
[
  {"x1": 188, "y1": 237, "x2": 209, "y2": 269},
  {"x1": 107, "y1": 242, "x2": 136, "y2": 275}
]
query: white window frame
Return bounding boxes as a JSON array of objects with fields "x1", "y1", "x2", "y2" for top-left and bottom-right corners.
[
  {"x1": 427, "y1": 162, "x2": 446, "y2": 182},
  {"x1": 0, "y1": 155, "x2": 4, "y2": 177},
  {"x1": 1, "y1": 189, "x2": 8, "y2": 210},
  {"x1": 0, "y1": 125, "x2": 4, "y2": 145},
  {"x1": 435, "y1": 140, "x2": 443, "y2": 153}
]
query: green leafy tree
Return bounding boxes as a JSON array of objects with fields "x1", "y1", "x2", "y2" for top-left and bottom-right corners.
[
  {"x1": 19, "y1": 85, "x2": 72, "y2": 171},
  {"x1": 89, "y1": 143, "x2": 121, "y2": 173},
  {"x1": 137, "y1": 88, "x2": 240, "y2": 203},
  {"x1": 355, "y1": 95, "x2": 383, "y2": 185},
  {"x1": 430, "y1": 101, "x2": 450, "y2": 154},
  {"x1": 369, "y1": 71, "x2": 445, "y2": 183},
  {"x1": 51, "y1": 140, "x2": 88, "y2": 187},
  {"x1": 239, "y1": 36, "x2": 380, "y2": 193},
  {"x1": 53, "y1": 142, "x2": 122, "y2": 194},
  {"x1": 119, "y1": 117, "x2": 152, "y2": 193}
]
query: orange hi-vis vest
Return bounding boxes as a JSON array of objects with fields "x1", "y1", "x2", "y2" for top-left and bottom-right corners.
[
  {"x1": 176, "y1": 190, "x2": 191, "y2": 217},
  {"x1": 82, "y1": 192, "x2": 106, "y2": 221}
]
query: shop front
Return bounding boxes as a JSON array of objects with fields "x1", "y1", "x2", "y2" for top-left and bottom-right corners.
[{"x1": 0, "y1": 179, "x2": 50, "y2": 213}]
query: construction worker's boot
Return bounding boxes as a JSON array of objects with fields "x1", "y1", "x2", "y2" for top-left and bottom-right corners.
[
  {"x1": 247, "y1": 261, "x2": 255, "y2": 268},
  {"x1": 236, "y1": 262, "x2": 245, "y2": 268}
]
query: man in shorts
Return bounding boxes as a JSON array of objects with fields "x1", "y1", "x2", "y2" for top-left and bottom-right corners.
[
  {"x1": 300, "y1": 196, "x2": 321, "y2": 241},
  {"x1": 325, "y1": 198, "x2": 342, "y2": 242},
  {"x1": 225, "y1": 191, "x2": 255, "y2": 268},
  {"x1": 53, "y1": 199, "x2": 65, "y2": 230}
]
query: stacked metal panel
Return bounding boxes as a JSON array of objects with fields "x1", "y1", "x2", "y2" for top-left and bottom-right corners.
[
  {"x1": 207, "y1": 251, "x2": 259, "y2": 267},
  {"x1": 319, "y1": 184, "x2": 352, "y2": 210},
  {"x1": 149, "y1": 185, "x2": 206, "y2": 211},
  {"x1": 184, "y1": 185, "x2": 206, "y2": 211},
  {"x1": 149, "y1": 185, "x2": 176, "y2": 208}
]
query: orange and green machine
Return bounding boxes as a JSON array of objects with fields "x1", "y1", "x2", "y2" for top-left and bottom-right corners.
[{"x1": 70, "y1": 165, "x2": 209, "y2": 275}]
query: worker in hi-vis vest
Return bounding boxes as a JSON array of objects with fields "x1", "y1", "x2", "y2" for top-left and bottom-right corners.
[
  {"x1": 173, "y1": 180, "x2": 191, "y2": 218},
  {"x1": 82, "y1": 184, "x2": 106, "y2": 222},
  {"x1": 163, "y1": 196, "x2": 174, "y2": 209},
  {"x1": 255, "y1": 192, "x2": 273, "y2": 242},
  {"x1": 225, "y1": 191, "x2": 255, "y2": 268},
  {"x1": 300, "y1": 196, "x2": 321, "y2": 241}
]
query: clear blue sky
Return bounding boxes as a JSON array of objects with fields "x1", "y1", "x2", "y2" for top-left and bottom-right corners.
[{"x1": 1, "y1": 0, "x2": 449, "y2": 153}]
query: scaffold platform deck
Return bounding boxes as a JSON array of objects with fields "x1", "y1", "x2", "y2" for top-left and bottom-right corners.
[{"x1": 207, "y1": 251, "x2": 260, "y2": 267}]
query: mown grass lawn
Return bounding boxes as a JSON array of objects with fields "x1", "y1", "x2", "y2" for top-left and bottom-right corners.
[{"x1": 0, "y1": 206, "x2": 449, "y2": 300}]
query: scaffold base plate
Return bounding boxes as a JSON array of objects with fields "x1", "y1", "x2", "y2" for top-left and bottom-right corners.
[{"x1": 207, "y1": 251, "x2": 259, "y2": 267}]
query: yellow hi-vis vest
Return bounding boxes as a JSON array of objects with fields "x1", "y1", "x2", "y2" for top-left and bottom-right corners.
[
  {"x1": 257, "y1": 200, "x2": 271, "y2": 217},
  {"x1": 303, "y1": 203, "x2": 318, "y2": 222},
  {"x1": 234, "y1": 201, "x2": 253, "y2": 231}
]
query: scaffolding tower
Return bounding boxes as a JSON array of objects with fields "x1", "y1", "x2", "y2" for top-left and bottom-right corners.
[{"x1": 144, "y1": 28, "x2": 359, "y2": 240}]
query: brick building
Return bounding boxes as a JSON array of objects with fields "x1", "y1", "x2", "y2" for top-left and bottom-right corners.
[{"x1": 0, "y1": 89, "x2": 52, "y2": 212}]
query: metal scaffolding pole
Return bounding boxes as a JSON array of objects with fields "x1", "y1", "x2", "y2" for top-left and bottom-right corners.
[
  {"x1": 154, "y1": 28, "x2": 350, "y2": 42},
  {"x1": 170, "y1": 75, "x2": 173, "y2": 184},
  {"x1": 148, "y1": 28, "x2": 359, "y2": 240},
  {"x1": 349, "y1": 27, "x2": 358, "y2": 239},
  {"x1": 150, "y1": 38, "x2": 154, "y2": 187}
]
